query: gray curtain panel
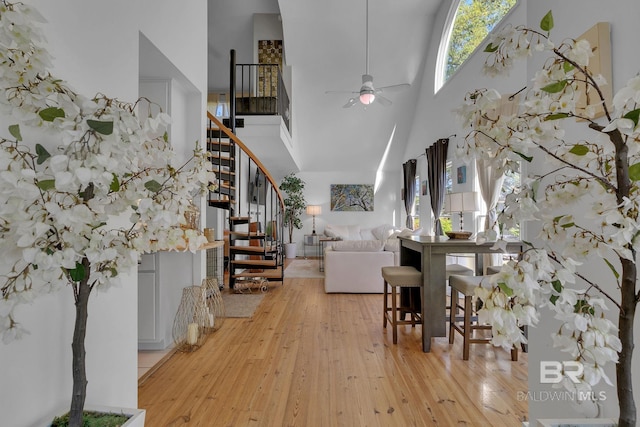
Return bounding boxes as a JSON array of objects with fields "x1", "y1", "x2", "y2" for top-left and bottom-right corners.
[
  {"x1": 426, "y1": 138, "x2": 449, "y2": 236},
  {"x1": 403, "y1": 159, "x2": 417, "y2": 229}
]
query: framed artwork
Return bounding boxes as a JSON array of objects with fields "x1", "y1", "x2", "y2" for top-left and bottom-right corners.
[
  {"x1": 457, "y1": 166, "x2": 467, "y2": 184},
  {"x1": 330, "y1": 184, "x2": 374, "y2": 211},
  {"x1": 575, "y1": 22, "x2": 612, "y2": 119},
  {"x1": 421, "y1": 180, "x2": 428, "y2": 196}
]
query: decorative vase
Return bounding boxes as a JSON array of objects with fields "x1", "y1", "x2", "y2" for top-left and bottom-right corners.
[{"x1": 284, "y1": 243, "x2": 297, "y2": 259}]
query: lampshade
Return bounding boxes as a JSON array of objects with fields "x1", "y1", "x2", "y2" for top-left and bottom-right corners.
[
  {"x1": 359, "y1": 91, "x2": 375, "y2": 105},
  {"x1": 444, "y1": 192, "x2": 479, "y2": 213},
  {"x1": 306, "y1": 205, "x2": 322, "y2": 216}
]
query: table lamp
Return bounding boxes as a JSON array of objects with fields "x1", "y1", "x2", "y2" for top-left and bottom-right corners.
[
  {"x1": 306, "y1": 205, "x2": 322, "y2": 234},
  {"x1": 444, "y1": 192, "x2": 479, "y2": 231}
]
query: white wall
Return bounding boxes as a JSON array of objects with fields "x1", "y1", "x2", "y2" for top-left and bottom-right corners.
[
  {"x1": 0, "y1": 1, "x2": 207, "y2": 426},
  {"x1": 292, "y1": 170, "x2": 402, "y2": 255},
  {"x1": 405, "y1": 0, "x2": 640, "y2": 423}
]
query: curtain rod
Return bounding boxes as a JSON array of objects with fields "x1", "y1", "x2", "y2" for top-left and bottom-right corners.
[{"x1": 412, "y1": 134, "x2": 456, "y2": 160}]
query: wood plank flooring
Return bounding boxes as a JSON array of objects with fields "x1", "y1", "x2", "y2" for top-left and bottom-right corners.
[{"x1": 138, "y1": 275, "x2": 528, "y2": 426}]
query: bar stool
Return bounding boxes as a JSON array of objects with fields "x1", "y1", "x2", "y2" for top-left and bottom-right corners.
[
  {"x1": 448, "y1": 274, "x2": 518, "y2": 361},
  {"x1": 382, "y1": 266, "x2": 423, "y2": 344}
]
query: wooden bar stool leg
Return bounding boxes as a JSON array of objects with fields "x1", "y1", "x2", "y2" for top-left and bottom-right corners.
[
  {"x1": 463, "y1": 295, "x2": 472, "y2": 360},
  {"x1": 449, "y1": 289, "x2": 457, "y2": 344},
  {"x1": 383, "y1": 280, "x2": 389, "y2": 328},
  {"x1": 391, "y1": 285, "x2": 398, "y2": 344}
]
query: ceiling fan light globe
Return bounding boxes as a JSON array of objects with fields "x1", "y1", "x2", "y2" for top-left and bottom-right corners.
[{"x1": 359, "y1": 92, "x2": 375, "y2": 105}]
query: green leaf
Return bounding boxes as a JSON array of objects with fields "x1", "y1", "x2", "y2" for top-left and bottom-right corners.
[
  {"x1": 540, "y1": 10, "x2": 554, "y2": 32},
  {"x1": 514, "y1": 151, "x2": 533, "y2": 162},
  {"x1": 109, "y1": 174, "x2": 120, "y2": 192},
  {"x1": 569, "y1": 145, "x2": 589, "y2": 156},
  {"x1": 8, "y1": 124, "x2": 21, "y2": 141},
  {"x1": 37, "y1": 179, "x2": 55, "y2": 191},
  {"x1": 39, "y1": 107, "x2": 65, "y2": 122},
  {"x1": 629, "y1": 162, "x2": 640, "y2": 181},
  {"x1": 549, "y1": 295, "x2": 559, "y2": 305},
  {"x1": 35, "y1": 144, "x2": 51, "y2": 165},
  {"x1": 498, "y1": 282, "x2": 514, "y2": 297},
  {"x1": 623, "y1": 109, "x2": 640, "y2": 127},
  {"x1": 163, "y1": 131, "x2": 169, "y2": 142},
  {"x1": 561, "y1": 222, "x2": 575, "y2": 229},
  {"x1": 603, "y1": 258, "x2": 620, "y2": 280},
  {"x1": 68, "y1": 262, "x2": 85, "y2": 282},
  {"x1": 87, "y1": 119, "x2": 114, "y2": 135},
  {"x1": 484, "y1": 43, "x2": 499, "y2": 53},
  {"x1": 563, "y1": 61, "x2": 574, "y2": 73},
  {"x1": 545, "y1": 113, "x2": 570, "y2": 121},
  {"x1": 541, "y1": 80, "x2": 567, "y2": 94},
  {"x1": 144, "y1": 180, "x2": 162, "y2": 193},
  {"x1": 552, "y1": 279, "x2": 563, "y2": 293}
]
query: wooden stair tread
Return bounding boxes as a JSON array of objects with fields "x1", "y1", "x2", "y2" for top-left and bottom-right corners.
[
  {"x1": 229, "y1": 231, "x2": 266, "y2": 238},
  {"x1": 233, "y1": 267, "x2": 283, "y2": 279},
  {"x1": 230, "y1": 245, "x2": 276, "y2": 253},
  {"x1": 231, "y1": 259, "x2": 278, "y2": 267}
]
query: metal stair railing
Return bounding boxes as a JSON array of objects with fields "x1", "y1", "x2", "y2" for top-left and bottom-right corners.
[{"x1": 206, "y1": 112, "x2": 285, "y2": 289}]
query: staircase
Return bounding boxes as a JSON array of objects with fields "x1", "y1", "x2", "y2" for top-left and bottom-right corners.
[{"x1": 207, "y1": 112, "x2": 285, "y2": 289}]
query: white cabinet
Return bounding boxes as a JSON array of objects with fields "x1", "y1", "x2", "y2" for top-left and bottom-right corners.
[{"x1": 138, "y1": 253, "x2": 161, "y2": 349}]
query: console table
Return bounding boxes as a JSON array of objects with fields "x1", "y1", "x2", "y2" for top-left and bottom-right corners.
[{"x1": 398, "y1": 235, "x2": 524, "y2": 352}]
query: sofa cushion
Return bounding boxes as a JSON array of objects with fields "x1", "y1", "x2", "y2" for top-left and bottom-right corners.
[
  {"x1": 330, "y1": 240, "x2": 384, "y2": 252},
  {"x1": 384, "y1": 239, "x2": 400, "y2": 252},
  {"x1": 359, "y1": 228, "x2": 376, "y2": 240},
  {"x1": 371, "y1": 224, "x2": 396, "y2": 240},
  {"x1": 325, "y1": 224, "x2": 361, "y2": 240}
]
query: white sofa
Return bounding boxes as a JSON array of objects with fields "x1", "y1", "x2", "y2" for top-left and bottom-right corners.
[{"x1": 322, "y1": 224, "x2": 422, "y2": 293}]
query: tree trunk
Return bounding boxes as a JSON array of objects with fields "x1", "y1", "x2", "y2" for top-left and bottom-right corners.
[
  {"x1": 617, "y1": 258, "x2": 636, "y2": 427},
  {"x1": 611, "y1": 128, "x2": 637, "y2": 427},
  {"x1": 69, "y1": 275, "x2": 91, "y2": 427}
]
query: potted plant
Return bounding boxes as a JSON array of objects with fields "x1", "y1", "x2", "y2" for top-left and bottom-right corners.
[
  {"x1": 457, "y1": 11, "x2": 637, "y2": 427},
  {"x1": 0, "y1": 2, "x2": 216, "y2": 426},
  {"x1": 279, "y1": 173, "x2": 306, "y2": 258}
]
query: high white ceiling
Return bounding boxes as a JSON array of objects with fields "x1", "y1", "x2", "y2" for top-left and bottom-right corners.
[{"x1": 209, "y1": 0, "x2": 443, "y2": 176}]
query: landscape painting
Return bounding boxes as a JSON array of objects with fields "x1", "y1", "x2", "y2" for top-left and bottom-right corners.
[{"x1": 330, "y1": 184, "x2": 374, "y2": 211}]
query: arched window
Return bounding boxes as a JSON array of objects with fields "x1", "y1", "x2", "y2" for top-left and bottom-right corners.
[{"x1": 435, "y1": 0, "x2": 517, "y2": 92}]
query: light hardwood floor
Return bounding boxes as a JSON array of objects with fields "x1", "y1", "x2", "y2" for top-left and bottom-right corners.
[{"x1": 138, "y1": 274, "x2": 528, "y2": 426}]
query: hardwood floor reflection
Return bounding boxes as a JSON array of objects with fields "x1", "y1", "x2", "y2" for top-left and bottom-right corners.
[{"x1": 138, "y1": 273, "x2": 528, "y2": 426}]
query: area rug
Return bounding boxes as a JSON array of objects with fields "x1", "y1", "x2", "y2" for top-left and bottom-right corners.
[
  {"x1": 221, "y1": 292, "x2": 266, "y2": 318},
  {"x1": 284, "y1": 259, "x2": 324, "y2": 278}
]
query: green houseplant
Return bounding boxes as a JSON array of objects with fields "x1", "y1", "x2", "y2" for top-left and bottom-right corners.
[
  {"x1": 457, "y1": 10, "x2": 638, "y2": 426},
  {"x1": 0, "y1": 2, "x2": 215, "y2": 426},
  {"x1": 279, "y1": 173, "x2": 306, "y2": 258}
]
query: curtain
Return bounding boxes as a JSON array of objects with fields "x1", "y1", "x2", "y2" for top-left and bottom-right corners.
[
  {"x1": 476, "y1": 94, "x2": 520, "y2": 270},
  {"x1": 403, "y1": 159, "x2": 417, "y2": 229},
  {"x1": 426, "y1": 138, "x2": 449, "y2": 236}
]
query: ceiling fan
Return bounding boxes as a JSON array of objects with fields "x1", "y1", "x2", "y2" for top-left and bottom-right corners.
[{"x1": 326, "y1": 0, "x2": 410, "y2": 108}]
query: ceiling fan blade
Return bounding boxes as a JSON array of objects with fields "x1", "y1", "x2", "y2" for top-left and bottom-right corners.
[
  {"x1": 326, "y1": 90, "x2": 358, "y2": 94},
  {"x1": 376, "y1": 83, "x2": 410, "y2": 92},
  {"x1": 376, "y1": 95, "x2": 392, "y2": 107},
  {"x1": 343, "y1": 98, "x2": 359, "y2": 108}
]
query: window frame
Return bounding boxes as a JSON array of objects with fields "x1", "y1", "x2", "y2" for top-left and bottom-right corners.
[{"x1": 434, "y1": 0, "x2": 521, "y2": 93}]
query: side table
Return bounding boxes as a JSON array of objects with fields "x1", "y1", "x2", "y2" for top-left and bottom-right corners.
[
  {"x1": 318, "y1": 237, "x2": 341, "y2": 272},
  {"x1": 303, "y1": 234, "x2": 319, "y2": 258}
]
